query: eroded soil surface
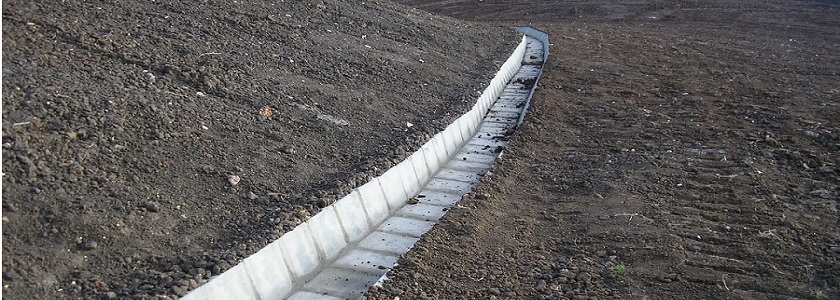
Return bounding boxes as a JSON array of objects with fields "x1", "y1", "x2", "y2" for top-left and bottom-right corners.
[
  {"x1": 369, "y1": 0, "x2": 840, "y2": 299},
  {"x1": 1, "y1": 0, "x2": 520, "y2": 298}
]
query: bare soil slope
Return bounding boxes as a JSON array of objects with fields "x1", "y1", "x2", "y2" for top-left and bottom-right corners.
[
  {"x1": 1, "y1": 1, "x2": 520, "y2": 298},
  {"x1": 370, "y1": 0, "x2": 840, "y2": 299}
]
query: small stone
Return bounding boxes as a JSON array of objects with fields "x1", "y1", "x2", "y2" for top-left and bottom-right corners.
[
  {"x1": 3, "y1": 269, "x2": 20, "y2": 281},
  {"x1": 576, "y1": 272, "x2": 592, "y2": 284},
  {"x1": 143, "y1": 201, "x2": 161, "y2": 212},
  {"x1": 281, "y1": 147, "x2": 297, "y2": 155},
  {"x1": 557, "y1": 277, "x2": 568, "y2": 284},
  {"x1": 172, "y1": 285, "x2": 188, "y2": 297},
  {"x1": 200, "y1": 164, "x2": 216, "y2": 174},
  {"x1": 295, "y1": 209, "x2": 310, "y2": 220},
  {"x1": 81, "y1": 241, "x2": 98, "y2": 251},
  {"x1": 690, "y1": 243, "x2": 703, "y2": 251},
  {"x1": 247, "y1": 192, "x2": 259, "y2": 200},
  {"x1": 105, "y1": 292, "x2": 117, "y2": 299},
  {"x1": 810, "y1": 189, "x2": 831, "y2": 199},
  {"x1": 488, "y1": 287, "x2": 501, "y2": 295},
  {"x1": 228, "y1": 175, "x2": 241, "y2": 186},
  {"x1": 476, "y1": 193, "x2": 490, "y2": 200}
]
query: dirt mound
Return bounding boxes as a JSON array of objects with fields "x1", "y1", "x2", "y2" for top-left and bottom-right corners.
[
  {"x1": 1, "y1": 0, "x2": 519, "y2": 298},
  {"x1": 369, "y1": 0, "x2": 840, "y2": 299}
]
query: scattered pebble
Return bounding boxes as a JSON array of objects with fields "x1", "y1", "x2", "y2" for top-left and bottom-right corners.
[
  {"x1": 228, "y1": 175, "x2": 241, "y2": 186},
  {"x1": 143, "y1": 201, "x2": 161, "y2": 212},
  {"x1": 535, "y1": 279, "x2": 547, "y2": 290},
  {"x1": 199, "y1": 164, "x2": 216, "y2": 174},
  {"x1": 576, "y1": 272, "x2": 592, "y2": 284},
  {"x1": 281, "y1": 147, "x2": 297, "y2": 155},
  {"x1": 295, "y1": 209, "x2": 310, "y2": 220},
  {"x1": 81, "y1": 241, "x2": 98, "y2": 251},
  {"x1": 810, "y1": 189, "x2": 831, "y2": 199}
]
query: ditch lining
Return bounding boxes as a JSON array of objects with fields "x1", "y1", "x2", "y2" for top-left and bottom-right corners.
[{"x1": 182, "y1": 27, "x2": 549, "y2": 300}]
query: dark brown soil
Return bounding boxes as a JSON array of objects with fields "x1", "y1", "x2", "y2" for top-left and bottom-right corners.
[
  {"x1": 368, "y1": 0, "x2": 840, "y2": 299},
  {"x1": 1, "y1": 1, "x2": 520, "y2": 298}
]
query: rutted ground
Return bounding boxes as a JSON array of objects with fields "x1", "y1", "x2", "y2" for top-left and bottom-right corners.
[
  {"x1": 1, "y1": 0, "x2": 520, "y2": 298},
  {"x1": 369, "y1": 0, "x2": 839, "y2": 299}
]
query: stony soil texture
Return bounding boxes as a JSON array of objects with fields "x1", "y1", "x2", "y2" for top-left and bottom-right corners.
[
  {"x1": 1, "y1": 0, "x2": 520, "y2": 298},
  {"x1": 368, "y1": 0, "x2": 839, "y2": 299}
]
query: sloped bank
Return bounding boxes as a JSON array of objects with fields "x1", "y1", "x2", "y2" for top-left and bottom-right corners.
[
  {"x1": 1, "y1": 1, "x2": 519, "y2": 298},
  {"x1": 182, "y1": 27, "x2": 548, "y2": 300}
]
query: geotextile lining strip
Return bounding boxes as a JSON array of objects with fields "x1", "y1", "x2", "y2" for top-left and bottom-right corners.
[{"x1": 182, "y1": 27, "x2": 549, "y2": 300}]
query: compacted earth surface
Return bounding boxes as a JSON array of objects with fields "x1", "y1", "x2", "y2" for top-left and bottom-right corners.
[
  {"x1": 367, "y1": 0, "x2": 840, "y2": 299},
  {"x1": 2, "y1": 0, "x2": 519, "y2": 298},
  {"x1": 3, "y1": 0, "x2": 839, "y2": 299}
]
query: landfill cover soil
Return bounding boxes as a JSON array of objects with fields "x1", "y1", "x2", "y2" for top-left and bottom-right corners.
[
  {"x1": 366, "y1": 0, "x2": 840, "y2": 299},
  {"x1": 3, "y1": 0, "x2": 839, "y2": 299},
  {"x1": 1, "y1": 0, "x2": 520, "y2": 298}
]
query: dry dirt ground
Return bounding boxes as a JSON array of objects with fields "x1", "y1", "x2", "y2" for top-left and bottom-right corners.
[
  {"x1": 1, "y1": 1, "x2": 520, "y2": 298},
  {"x1": 3, "y1": 0, "x2": 839, "y2": 299},
  {"x1": 368, "y1": 0, "x2": 840, "y2": 299}
]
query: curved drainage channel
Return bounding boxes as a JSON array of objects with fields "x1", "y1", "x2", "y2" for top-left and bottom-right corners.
[{"x1": 183, "y1": 27, "x2": 549, "y2": 300}]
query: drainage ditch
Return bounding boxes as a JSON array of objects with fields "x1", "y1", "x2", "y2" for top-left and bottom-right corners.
[{"x1": 182, "y1": 27, "x2": 548, "y2": 300}]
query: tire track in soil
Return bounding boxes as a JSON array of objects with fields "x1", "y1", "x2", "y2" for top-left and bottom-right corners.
[{"x1": 368, "y1": 1, "x2": 839, "y2": 299}]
